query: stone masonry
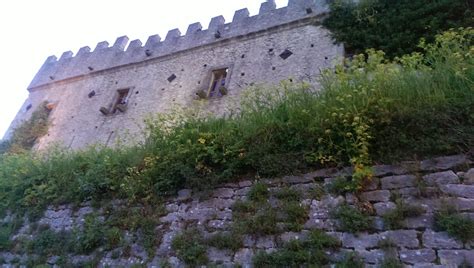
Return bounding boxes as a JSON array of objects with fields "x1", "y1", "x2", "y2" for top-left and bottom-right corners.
[
  {"x1": 4, "y1": 0, "x2": 343, "y2": 150},
  {"x1": 1, "y1": 154, "x2": 473, "y2": 267}
]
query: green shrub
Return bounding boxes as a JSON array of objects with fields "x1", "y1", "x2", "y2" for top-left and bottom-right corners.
[
  {"x1": 237, "y1": 208, "x2": 279, "y2": 235},
  {"x1": 74, "y1": 214, "x2": 105, "y2": 254},
  {"x1": 380, "y1": 258, "x2": 403, "y2": 268},
  {"x1": 27, "y1": 228, "x2": 73, "y2": 256},
  {"x1": 105, "y1": 227, "x2": 122, "y2": 249},
  {"x1": 171, "y1": 229, "x2": 208, "y2": 266},
  {"x1": 328, "y1": 177, "x2": 357, "y2": 195},
  {"x1": 383, "y1": 200, "x2": 425, "y2": 229},
  {"x1": 2, "y1": 102, "x2": 51, "y2": 154},
  {"x1": 206, "y1": 232, "x2": 243, "y2": 252},
  {"x1": 0, "y1": 224, "x2": 12, "y2": 250},
  {"x1": 274, "y1": 187, "x2": 301, "y2": 202},
  {"x1": 248, "y1": 183, "x2": 269, "y2": 203},
  {"x1": 253, "y1": 230, "x2": 340, "y2": 267},
  {"x1": 434, "y1": 207, "x2": 474, "y2": 243},
  {"x1": 331, "y1": 204, "x2": 373, "y2": 233},
  {"x1": 280, "y1": 202, "x2": 308, "y2": 232},
  {"x1": 323, "y1": 0, "x2": 473, "y2": 58}
]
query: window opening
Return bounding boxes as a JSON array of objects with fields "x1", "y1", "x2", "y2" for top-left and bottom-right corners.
[
  {"x1": 112, "y1": 88, "x2": 130, "y2": 113},
  {"x1": 208, "y1": 68, "x2": 228, "y2": 98}
]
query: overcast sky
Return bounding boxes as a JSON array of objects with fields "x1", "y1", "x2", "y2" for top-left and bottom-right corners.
[{"x1": 0, "y1": 0, "x2": 287, "y2": 139}]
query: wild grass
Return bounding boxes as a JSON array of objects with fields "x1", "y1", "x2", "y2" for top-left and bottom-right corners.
[
  {"x1": 0, "y1": 28, "x2": 472, "y2": 217},
  {"x1": 252, "y1": 230, "x2": 340, "y2": 267}
]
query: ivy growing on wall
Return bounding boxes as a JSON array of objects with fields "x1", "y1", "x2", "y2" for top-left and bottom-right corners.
[
  {"x1": 0, "y1": 102, "x2": 51, "y2": 154},
  {"x1": 323, "y1": 0, "x2": 473, "y2": 58}
]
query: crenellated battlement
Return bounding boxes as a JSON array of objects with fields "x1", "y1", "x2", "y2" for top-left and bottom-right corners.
[{"x1": 28, "y1": 0, "x2": 329, "y2": 90}]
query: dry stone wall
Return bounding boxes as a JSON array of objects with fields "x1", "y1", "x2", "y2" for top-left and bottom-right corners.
[{"x1": 1, "y1": 154, "x2": 473, "y2": 267}]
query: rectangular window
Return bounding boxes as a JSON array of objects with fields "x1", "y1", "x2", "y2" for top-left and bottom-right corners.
[
  {"x1": 207, "y1": 68, "x2": 228, "y2": 98},
  {"x1": 112, "y1": 88, "x2": 130, "y2": 113}
]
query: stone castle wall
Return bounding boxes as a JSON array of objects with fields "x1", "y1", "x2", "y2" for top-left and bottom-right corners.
[
  {"x1": 1, "y1": 154, "x2": 473, "y2": 267},
  {"x1": 5, "y1": 0, "x2": 343, "y2": 150}
]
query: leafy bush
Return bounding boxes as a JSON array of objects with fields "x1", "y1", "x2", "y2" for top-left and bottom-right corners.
[
  {"x1": 171, "y1": 229, "x2": 208, "y2": 266},
  {"x1": 383, "y1": 200, "x2": 425, "y2": 229},
  {"x1": 27, "y1": 228, "x2": 73, "y2": 256},
  {"x1": 323, "y1": 0, "x2": 473, "y2": 58},
  {"x1": 274, "y1": 187, "x2": 301, "y2": 202},
  {"x1": 280, "y1": 202, "x2": 308, "y2": 232},
  {"x1": 205, "y1": 232, "x2": 243, "y2": 252},
  {"x1": 253, "y1": 230, "x2": 340, "y2": 267},
  {"x1": 74, "y1": 214, "x2": 105, "y2": 254},
  {"x1": 380, "y1": 258, "x2": 403, "y2": 268},
  {"x1": 434, "y1": 206, "x2": 474, "y2": 243},
  {"x1": 2, "y1": 102, "x2": 51, "y2": 154},
  {"x1": 0, "y1": 224, "x2": 12, "y2": 250},
  {"x1": 331, "y1": 204, "x2": 373, "y2": 233},
  {"x1": 248, "y1": 183, "x2": 269, "y2": 202}
]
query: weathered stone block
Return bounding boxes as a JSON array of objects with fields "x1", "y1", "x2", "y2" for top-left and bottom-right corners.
[
  {"x1": 256, "y1": 236, "x2": 276, "y2": 249},
  {"x1": 238, "y1": 180, "x2": 252, "y2": 188},
  {"x1": 374, "y1": 202, "x2": 397, "y2": 216},
  {"x1": 380, "y1": 230, "x2": 419, "y2": 248},
  {"x1": 283, "y1": 175, "x2": 314, "y2": 184},
  {"x1": 213, "y1": 188, "x2": 235, "y2": 199},
  {"x1": 177, "y1": 189, "x2": 191, "y2": 201},
  {"x1": 438, "y1": 250, "x2": 474, "y2": 266},
  {"x1": 341, "y1": 233, "x2": 379, "y2": 250},
  {"x1": 357, "y1": 249, "x2": 385, "y2": 264},
  {"x1": 373, "y1": 164, "x2": 408, "y2": 176},
  {"x1": 462, "y1": 168, "x2": 474, "y2": 185},
  {"x1": 440, "y1": 184, "x2": 474, "y2": 198},
  {"x1": 381, "y1": 175, "x2": 416, "y2": 189},
  {"x1": 422, "y1": 230, "x2": 463, "y2": 249},
  {"x1": 207, "y1": 247, "x2": 232, "y2": 263},
  {"x1": 400, "y1": 249, "x2": 436, "y2": 264},
  {"x1": 279, "y1": 231, "x2": 310, "y2": 243},
  {"x1": 360, "y1": 190, "x2": 391, "y2": 202},
  {"x1": 423, "y1": 171, "x2": 459, "y2": 186},
  {"x1": 234, "y1": 248, "x2": 253, "y2": 265},
  {"x1": 403, "y1": 214, "x2": 434, "y2": 229},
  {"x1": 420, "y1": 155, "x2": 470, "y2": 171}
]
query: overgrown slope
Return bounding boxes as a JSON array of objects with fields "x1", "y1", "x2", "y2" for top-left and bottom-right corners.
[{"x1": 0, "y1": 28, "x2": 473, "y2": 219}]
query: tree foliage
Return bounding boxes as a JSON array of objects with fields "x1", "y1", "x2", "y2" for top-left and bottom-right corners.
[{"x1": 323, "y1": 0, "x2": 473, "y2": 58}]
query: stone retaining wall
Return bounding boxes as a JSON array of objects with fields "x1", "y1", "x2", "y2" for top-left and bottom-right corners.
[{"x1": 1, "y1": 154, "x2": 473, "y2": 267}]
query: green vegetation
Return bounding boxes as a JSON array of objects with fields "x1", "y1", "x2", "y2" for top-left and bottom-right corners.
[
  {"x1": 232, "y1": 183, "x2": 309, "y2": 235},
  {"x1": 252, "y1": 230, "x2": 340, "y2": 267},
  {"x1": 248, "y1": 182, "x2": 269, "y2": 202},
  {"x1": 274, "y1": 187, "x2": 301, "y2": 202},
  {"x1": 0, "y1": 28, "x2": 472, "y2": 219},
  {"x1": 323, "y1": 0, "x2": 473, "y2": 58},
  {"x1": 383, "y1": 200, "x2": 425, "y2": 229},
  {"x1": 0, "y1": 102, "x2": 51, "y2": 154},
  {"x1": 0, "y1": 224, "x2": 13, "y2": 250},
  {"x1": 328, "y1": 177, "x2": 357, "y2": 195},
  {"x1": 0, "y1": 216, "x2": 23, "y2": 251},
  {"x1": 331, "y1": 204, "x2": 373, "y2": 233},
  {"x1": 171, "y1": 229, "x2": 208, "y2": 266},
  {"x1": 380, "y1": 258, "x2": 403, "y2": 268},
  {"x1": 205, "y1": 232, "x2": 243, "y2": 252},
  {"x1": 434, "y1": 206, "x2": 474, "y2": 243}
]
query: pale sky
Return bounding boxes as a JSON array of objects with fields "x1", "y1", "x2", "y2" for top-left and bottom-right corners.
[{"x1": 0, "y1": 0, "x2": 287, "y2": 139}]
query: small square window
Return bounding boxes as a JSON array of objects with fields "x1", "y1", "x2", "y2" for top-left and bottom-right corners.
[{"x1": 207, "y1": 68, "x2": 229, "y2": 98}]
